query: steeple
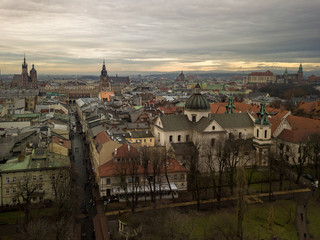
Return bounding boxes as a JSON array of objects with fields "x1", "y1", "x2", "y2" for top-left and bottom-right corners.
[
  {"x1": 225, "y1": 96, "x2": 235, "y2": 114},
  {"x1": 255, "y1": 100, "x2": 269, "y2": 125},
  {"x1": 298, "y1": 63, "x2": 303, "y2": 74},
  {"x1": 284, "y1": 68, "x2": 288, "y2": 75},
  {"x1": 101, "y1": 59, "x2": 107, "y2": 77},
  {"x1": 22, "y1": 54, "x2": 27, "y2": 69}
]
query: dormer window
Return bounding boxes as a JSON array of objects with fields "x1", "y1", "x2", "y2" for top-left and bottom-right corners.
[{"x1": 212, "y1": 125, "x2": 215, "y2": 130}]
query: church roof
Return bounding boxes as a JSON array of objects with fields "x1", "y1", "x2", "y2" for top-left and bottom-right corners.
[
  {"x1": 185, "y1": 92, "x2": 210, "y2": 110},
  {"x1": 159, "y1": 115, "x2": 193, "y2": 131},
  {"x1": 212, "y1": 113, "x2": 254, "y2": 129}
]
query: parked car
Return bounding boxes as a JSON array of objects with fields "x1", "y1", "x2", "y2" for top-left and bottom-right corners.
[{"x1": 302, "y1": 174, "x2": 318, "y2": 188}]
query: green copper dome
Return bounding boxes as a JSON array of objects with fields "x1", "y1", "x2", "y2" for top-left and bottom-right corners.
[{"x1": 185, "y1": 84, "x2": 210, "y2": 110}]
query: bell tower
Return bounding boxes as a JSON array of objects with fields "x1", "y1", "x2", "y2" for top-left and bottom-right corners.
[
  {"x1": 253, "y1": 100, "x2": 272, "y2": 165},
  {"x1": 21, "y1": 55, "x2": 29, "y2": 89},
  {"x1": 99, "y1": 60, "x2": 111, "y2": 91}
]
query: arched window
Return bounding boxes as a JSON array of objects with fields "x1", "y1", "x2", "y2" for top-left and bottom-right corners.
[
  {"x1": 178, "y1": 135, "x2": 181, "y2": 142},
  {"x1": 256, "y1": 129, "x2": 259, "y2": 138},
  {"x1": 239, "y1": 132, "x2": 242, "y2": 139},
  {"x1": 265, "y1": 130, "x2": 267, "y2": 138},
  {"x1": 192, "y1": 115, "x2": 196, "y2": 122},
  {"x1": 212, "y1": 125, "x2": 215, "y2": 130}
]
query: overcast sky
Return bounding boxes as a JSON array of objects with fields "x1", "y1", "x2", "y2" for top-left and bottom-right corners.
[{"x1": 0, "y1": 0, "x2": 320, "y2": 74}]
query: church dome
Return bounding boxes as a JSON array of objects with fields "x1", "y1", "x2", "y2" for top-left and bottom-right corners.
[{"x1": 185, "y1": 83, "x2": 210, "y2": 110}]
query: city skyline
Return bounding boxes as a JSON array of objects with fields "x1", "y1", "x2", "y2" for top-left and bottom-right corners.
[{"x1": 1, "y1": 0, "x2": 320, "y2": 74}]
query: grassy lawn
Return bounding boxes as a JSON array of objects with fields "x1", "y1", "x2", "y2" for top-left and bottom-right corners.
[
  {"x1": 189, "y1": 200, "x2": 297, "y2": 240},
  {"x1": 249, "y1": 180, "x2": 300, "y2": 194},
  {"x1": 0, "y1": 211, "x2": 24, "y2": 225},
  {"x1": 307, "y1": 197, "x2": 320, "y2": 239}
]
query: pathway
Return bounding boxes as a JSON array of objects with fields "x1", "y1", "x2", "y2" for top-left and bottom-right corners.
[{"x1": 296, "y1": 191, "x2": 312, "y2": 240}]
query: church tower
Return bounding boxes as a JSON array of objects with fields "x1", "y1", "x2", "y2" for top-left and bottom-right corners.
[
  {"x1": 253, "y1": 100, "x2": 272, "y2": 165},
  {"x1": 99, "y1": 60, "x2": 111, "y2": 91},
  {"x1": 225, "y1": 96, "x2": 235, "y2": 114},
  {"x1": 297, "y1": 64, "x2": 303, "y2": 80},
  {"x1": 30, "y1": 64, "x2": 38, "y2": 89},
  {"x1": 21, "y1": 55, "x2": 29, "y2": 89}
]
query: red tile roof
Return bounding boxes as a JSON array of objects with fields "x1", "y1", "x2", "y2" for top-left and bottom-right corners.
[
  {"x1": 52, "y1": 136, "x2": 71, "y2": 149},
  {"x1": 286, "y1": 115, "x2": 320, "y2": 130},
  {"x1": 114, "y1": 143, "x2": 139, "y2": 159},
  {"x1": 277, "y1": 129, "x2": 320, "y2": 143},
  {"x1": 94, "y1": 131, "x2": 110, "y2": 153},
  {"x1": 248, "y1": 70, "x2": 274, "y2": 76},
  {"x1": 98, "y1": 158, "x2": 188, "y2": 177}
]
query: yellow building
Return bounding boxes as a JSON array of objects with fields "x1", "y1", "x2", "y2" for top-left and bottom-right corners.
[
  {"x1": 125, "y1": 131, "x2": 155, "y2": 147},
  {"x1": 0, "y1": 148, "x2": 70, "y2": 206}
]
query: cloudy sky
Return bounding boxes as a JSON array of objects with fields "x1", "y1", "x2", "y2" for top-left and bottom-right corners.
[{"x1": 0, "y1": 0, "x2": 320, "y2": 74}]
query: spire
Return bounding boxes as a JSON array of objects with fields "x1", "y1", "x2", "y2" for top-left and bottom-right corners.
[
  {"x1": 284, "y1": 68, "x2": 288, "y2": 75},
  {"x1": 298, "y1": 63, "x2": 303, "y2": 73},
  {"x1": 255, "y1": 100, "x2": 269, "y2": 125},
  {"x1": 101, "y1": 60, "x2": 107, "y2": 77},
  {"x1": 22, "y1": 54, "x2": 27, "y2": 69},
  {"x1": 194, "y1": 83, "x2": 201, "y2": 94},
  {"x1": 225, "y1": 96, "x2": 235, "y2": 114}
]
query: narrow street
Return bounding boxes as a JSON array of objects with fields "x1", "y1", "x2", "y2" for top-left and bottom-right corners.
[{"x1": 71, "y1": 111, "x2": 97, "y2": 239}]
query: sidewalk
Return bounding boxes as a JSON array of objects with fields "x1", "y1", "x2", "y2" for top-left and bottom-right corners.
[{"x1": 296, "y1": 191, "x2": 312, "y2": 240}]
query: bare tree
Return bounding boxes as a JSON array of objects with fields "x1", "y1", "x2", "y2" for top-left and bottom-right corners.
[
  {"x1": 307, "y1": 133, "x2": 320, "y2": 180},
  {"x1": 14, "y1": 175, "x2": 41, "y2": 222},
  {"x1": 214, "y1": 140, "x2": 227, "y2": 209},
  {"x1": 288, "y1": 142, "x2": 309, "y2": 184},
  {"x1": 236, "y1": 167, "x2": 246, "y2": 240}
]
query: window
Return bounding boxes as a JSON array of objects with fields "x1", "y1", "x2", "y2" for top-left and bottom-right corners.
[
  {"x1": 212, "y1": 125, "x2": 215, "y2": 130},
  {"x1": 169, "y1": 135, "x2": 173, "y2": 142},
  {"x1": 150, "y1": 139, "x2": 152, "y2": 142},
  {"x1": 39, "y1": 175, "x2": 43, "y2": 181},
  {"x1": 256, "y1": 129, "x2": 259, "y2": 138},
  {"x1": 180, "y1": 174, "x2": 185, "y2": 180},
  {"x1": 128, "y1": 177, "x2": 132, "y2": 183},
  {"x1": 6, "y1": 188, "x2": 9, "y2": 195},
  {"x1": 178, "y1": 135, "x2": 181, "y2": 142},
  {"x1": 211, "y1": 138, "x2": 215, "y2": 147},
  {"x1": 144, "y1": 139, "x2": 146, "y2": 142},
  {"x1": 52, "y1": 174, "x2": 55, "y2": 180},
  {"x1": 12, "y1": 187, "x2": 16, "y2": 193},
  {"x1": 135, "y1": 177, "x2": 140, "y2": 183},
  {"x1": 106, "y1": 178, "x2": 111, "y2": 185},
  {"x1": 174, "y1": 174, "x2": 177, "y2": 180},
  {"x1": 12, "y1": 177, "x2": 16, "y2": 183},
  {"x1": 39, "y1": 185, "x2": 43, "y2": 191},
  {"x1": 264, "y1": 130, "x2": 267, "y2": 138},
  {"x1": 186, "y1": 135, "x2": 189, "y2": 141},
  {"x1": 23, "y1": 176, "x2": 27, "y2": 182},
  {"x1": 192, "y1": 115, "x2": 196, "y2": 122},
  {"x1": 6, "y1": 177, "x2": 9, "y2": 183},
  {"x1": 158, "y1": 133, "x2": 160, "y2": 142},
  {"x1": 239, "y1": 132, "x2": 242, "y2": 139},
  {"x1": 59, "y1": 175, "x2": 63, "y2": 180},
  {"x1": 33, "y1": 176, "x2": 36, "y2": 181}
]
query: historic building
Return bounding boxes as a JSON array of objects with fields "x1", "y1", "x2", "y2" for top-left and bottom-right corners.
[
  {"x1": 243, "y1": 70, "x2": 277, "y2": 84},
  {"x1": 11, "y1": 56, "x2": 38, "y2": 89},
  {"x1": 153, "y1": 84, "x2": 272, "y2": 170},
  {"x1": 282, "y1": 64, "x2": 303, "y2": 83},
  {"x1": 175, "y1": 71, "x2": 185, "y2": 82}
]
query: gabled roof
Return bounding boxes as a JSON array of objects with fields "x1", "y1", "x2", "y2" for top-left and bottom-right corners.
[
  {"x1": 212, "y1": 113, "x2": 254, "y2": 129},
  {"x1": 114, "y1": 143, "x2": 139, "y2": 159},
  {"x1": 98, "y1": 158, "x2": 188, "y2": 177},
  {"x1": 94, "y1": 130, "x2": 110, "y2": 152},
  {"x1": 170, "y1": 142, "x2": 197, "y2": 156},
  {"x1": 158, "y1": 115, "x2": 193, "y2": 131},
  {"x1": 286, "y1": 115, "x2": 320, "y2": 130},
  {"x1": 277, "y1": 129, "x2": 320, "y2": 143}
]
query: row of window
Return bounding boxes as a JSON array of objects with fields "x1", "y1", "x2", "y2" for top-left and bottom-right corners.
[
  {"x1": 169, "y1": 135, "x2": 190, "y2": 142},
  {"x1": 5, "y1": 185, "x2": 44, "y2": 195},
  {"x1": 105, "y1": 174, "x2": 186, "y2": 185},
  {"x1": 256, "y1": 129, "x2": 268, "y2": 138},
  {"x1": 5, "y1": 174, "x2": 63, "y2": 184}
]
